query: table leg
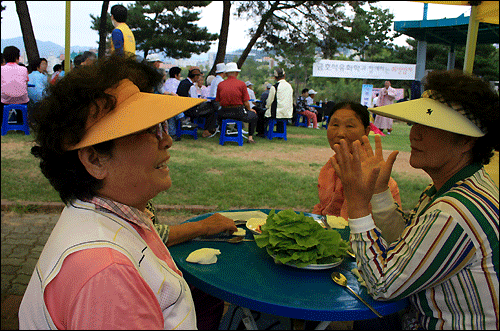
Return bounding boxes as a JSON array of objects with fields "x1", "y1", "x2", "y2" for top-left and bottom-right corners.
[
  {"x1": 314, "y1": 321, "x2": 332, "y2": 330},
  {"x1": 240, "y1": 307, "x2": 259, "y2": 330}
]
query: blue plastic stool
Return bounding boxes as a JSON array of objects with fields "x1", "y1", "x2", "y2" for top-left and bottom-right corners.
[
  {"x1": 2, "y1": 104, "x2": 30, "y2": 136},
  {"x1": 294, "y1": 113, "x2": 308, "y2": 127},
  {"x1": 193, "y1": 117, "x2": 206, "y2": 130},
  {"x1": 267, "y1": 118, "x2": 287, "y2": 141},
  {"x1": 219, "y1": 119, "x2": 243, "y2": 146},
  {"x1": 176, "y1": 118, "x2": 198, "y2": 140},
  {"x1": 322, "y1": 115, "x2": 329, "y2": 129}
]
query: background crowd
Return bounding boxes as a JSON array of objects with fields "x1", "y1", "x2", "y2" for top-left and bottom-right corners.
[{"x1": 3, "y1": 4, "x2": 498, "y2": 330}]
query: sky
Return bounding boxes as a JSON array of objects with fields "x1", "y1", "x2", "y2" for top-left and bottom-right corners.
[{"x1": 1, "y1": 1, "x2": 472, "y2": 54}]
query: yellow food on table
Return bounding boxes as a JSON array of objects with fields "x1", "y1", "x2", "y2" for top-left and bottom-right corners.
[
  {"x1": 233, "y1": 228, "x2": 246, "y2": 236},
  {"x1": 186, "y1": 248, "x2": 221, "y2": 264},
  {"x1": 326, "y1": 215, "x2": 348, "y2": 229}
]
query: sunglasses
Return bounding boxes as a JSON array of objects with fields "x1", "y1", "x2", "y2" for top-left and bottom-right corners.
[{"x1": 142, "y1": 120, "x2": 169, "y2": 141}]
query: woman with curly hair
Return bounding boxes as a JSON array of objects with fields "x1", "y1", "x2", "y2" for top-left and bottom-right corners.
[
  {"x1": 19, "y1": 55, "x2": 237, "y2": 329},
  {"x1": 332, "y1": 69, "x2": 499, "y2": 330}
]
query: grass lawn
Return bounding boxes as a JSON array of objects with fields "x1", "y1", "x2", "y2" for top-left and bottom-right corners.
[{"x1": 1, "y1": 121, "x2": 429, "y2": 212}]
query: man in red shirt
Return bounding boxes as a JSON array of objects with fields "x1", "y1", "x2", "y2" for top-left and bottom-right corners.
[{"x1": 216, "y1": 62, "x2": 257, "y2": 143}]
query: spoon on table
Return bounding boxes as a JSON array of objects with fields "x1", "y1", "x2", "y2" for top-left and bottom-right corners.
[
  {"x1": 331, "y1": 272, "x2": 383, "y2": 318},
  {"x1": 346, "y1": 249, "x2": 355, "y2": 259},
  {"x1": 192, "y1": 237, "x2": 253, "y2": 244}
]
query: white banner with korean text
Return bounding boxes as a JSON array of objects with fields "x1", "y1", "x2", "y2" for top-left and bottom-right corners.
[{"x1": 313, "y1": 60, "x2": 416, "y2": 80}]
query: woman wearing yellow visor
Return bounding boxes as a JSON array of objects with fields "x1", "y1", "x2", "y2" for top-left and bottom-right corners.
[
  {"x1": 19, "y1": 55, "x2": 237, "y2": 330},
  {"x1": 332, "y1": 69, "x2": 498, "y2": 330}
]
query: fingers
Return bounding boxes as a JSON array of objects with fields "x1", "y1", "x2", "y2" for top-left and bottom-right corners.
[
  {"x1": 351, "y1": 140, "x2": 363, "y2": 174},
  {"x1": 368, "y1": 167, "x2": 381, "y2": 192},
  {"x1": 329, "y1": 155, "x2": 341, "y2": 177},
  {"x1": 360, "y1": 135, "x2": 374, "y2": 159},
  {"x1": 374, "y1": 135, "x2": 383, "y2": 160},
  {"x1": 385, "y1": 150, "x2": 399, "y2": 173}
]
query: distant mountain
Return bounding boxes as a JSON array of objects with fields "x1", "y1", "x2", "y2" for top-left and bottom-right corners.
[{"x1": 1, "y1": 37, "x2": 96, "y2": 58}]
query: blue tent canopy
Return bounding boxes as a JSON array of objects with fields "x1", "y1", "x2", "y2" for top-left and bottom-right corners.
[{"x1": 395, "y1": 14, "x2": 499, "y2": 46}]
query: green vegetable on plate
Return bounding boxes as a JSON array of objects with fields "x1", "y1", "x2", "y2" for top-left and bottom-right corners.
[{"x1": 254, "y1": 209, "x2": 350, "y2": 267}]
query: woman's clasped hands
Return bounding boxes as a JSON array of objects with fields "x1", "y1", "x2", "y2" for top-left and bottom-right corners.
[{"x1": 330, "y1": 135, "x2": 399, "y2": 219}]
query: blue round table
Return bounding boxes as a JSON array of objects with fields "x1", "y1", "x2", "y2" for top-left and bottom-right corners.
[{"x1": 168, "y1": 209, "x2": 408, "y2": 323}]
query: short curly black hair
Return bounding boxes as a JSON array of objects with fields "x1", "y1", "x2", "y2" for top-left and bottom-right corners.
[
  {"x1": 423, "y1": 69, "x2": 499, "y2": 164},
  {"x1": 30, "y1": 54, "x2": 163, "y2": 205}
]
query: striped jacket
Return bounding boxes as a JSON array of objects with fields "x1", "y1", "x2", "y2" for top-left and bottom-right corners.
[{"x1": 350, "y1": 163, "x2": 499, "y2": 329}]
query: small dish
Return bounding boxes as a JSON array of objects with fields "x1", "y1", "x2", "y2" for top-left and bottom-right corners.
[{"x1": 246, "y1": 218, "x2": 267, "y2": 234}]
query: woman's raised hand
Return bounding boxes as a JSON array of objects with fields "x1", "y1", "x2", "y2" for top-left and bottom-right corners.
[{"x1": 330, "y1": 135, "x2": 398, "y2": 219}]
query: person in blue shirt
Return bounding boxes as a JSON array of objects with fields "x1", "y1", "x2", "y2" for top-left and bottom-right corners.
[
  {"x1": 110, "y1": 4, "x2": 136, "y2": 57},
  {"x1": 28, "y1": 58, "x2": 49, "y2": 105}
]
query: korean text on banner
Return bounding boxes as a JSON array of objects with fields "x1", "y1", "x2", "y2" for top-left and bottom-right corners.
[{"x1": 313, "y1": 60, "x2": 416, "y2": 80}]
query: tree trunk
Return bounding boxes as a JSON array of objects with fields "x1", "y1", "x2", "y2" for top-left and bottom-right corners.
[
  {"x1": 98, "y1": 1, "x2": 110, "y2": 59},
  {"x1": 236, "y1": 2, "x2": 279, "y2": 69},
  {"x1": 209, "y1": 1, "x2": 231, "y2": 76},
  {"x1": 15, "y1": 1, "x2": 39, "y2": 68}
]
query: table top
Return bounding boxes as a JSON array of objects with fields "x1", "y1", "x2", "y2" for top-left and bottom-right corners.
[{"x1": 168, "y1": 209, "x2": 408, "y2": 321}]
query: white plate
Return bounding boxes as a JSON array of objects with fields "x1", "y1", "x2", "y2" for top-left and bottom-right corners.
[
  {"x1": 246, "y1": 218, "x2": 267, "y2": 234},
  {"x1": 272, "y1": 256, "x2": 344, "y2": 270}
]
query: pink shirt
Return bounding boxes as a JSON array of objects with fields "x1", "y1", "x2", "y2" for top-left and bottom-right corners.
[
  {"x1": 312, "y1": 158, "x2": 401, "y2": 218},
  {"x1": 44, "y1": 198, "x2": 182, "y2": 329},
  {"x1": 1, "y1": 62, "x2": 29, "y2": 104}
]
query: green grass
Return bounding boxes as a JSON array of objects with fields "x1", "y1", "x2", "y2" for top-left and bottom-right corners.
[{"x1": 1, "y1": 121, "x2": 427, "y2": 212}]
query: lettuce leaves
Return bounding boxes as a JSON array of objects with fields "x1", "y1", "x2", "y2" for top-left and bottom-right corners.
[{"x1": 254, "y1": 210, "x2": 350, "y2": 267}]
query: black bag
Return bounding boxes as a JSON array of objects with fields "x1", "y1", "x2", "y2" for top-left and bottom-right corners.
[{"x1": 186, "y1": 100, "x2": 217, "y2": 117}]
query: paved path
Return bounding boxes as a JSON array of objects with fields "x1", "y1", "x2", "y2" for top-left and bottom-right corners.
[{"x1": 1, "y1": 212, "x2": 59, "y2": 330}]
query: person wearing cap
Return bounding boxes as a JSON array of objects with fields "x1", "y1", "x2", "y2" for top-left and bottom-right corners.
[
  {"x1": 177, "y1": 66, "x2": 218, "y2": 138},
  {"x1": 110, "y1": 4, "x2": 136, "y2": 57},
  {"x1": 216, "y1": 62, "x2": 258, "y2": 143},
  {"x1": 296, "y1": 88, "x2": 318, "y2": 129},
  {"x1": 208, "y1": 62, "x2": 226, "y2": 100},
  {"x1": 146, "y1": 53, "x2": 162, "y2": 69},
  {"x1": 331, "y1": 69, "x2": 499, "y2": 330},
  {"x1": 373, "y1": 80, "x2": 396, "y2": 134},
  {"x1": 306, "y1": 88, "x2": 323, "y2": 122},
  {"x1": 260, "y1": 83, "x2": 272, "y2": 108},
  {"x1": 265, "y1": 68, "x2": 293, "y2": 127},
  {"x1": 306, "y1": 89, "x2": 317, "y2": 108},
  {"x1": 19, "y1": 54, "x2": 238, "y2": 330}
]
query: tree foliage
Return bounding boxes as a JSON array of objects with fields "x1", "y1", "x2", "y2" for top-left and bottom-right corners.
[
  {"x1": 236, "y1": 1, "x2": 396, "y2": 65},
  {"x1": 91, "y1": 1, "x2": 218, "y2": 59}
]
